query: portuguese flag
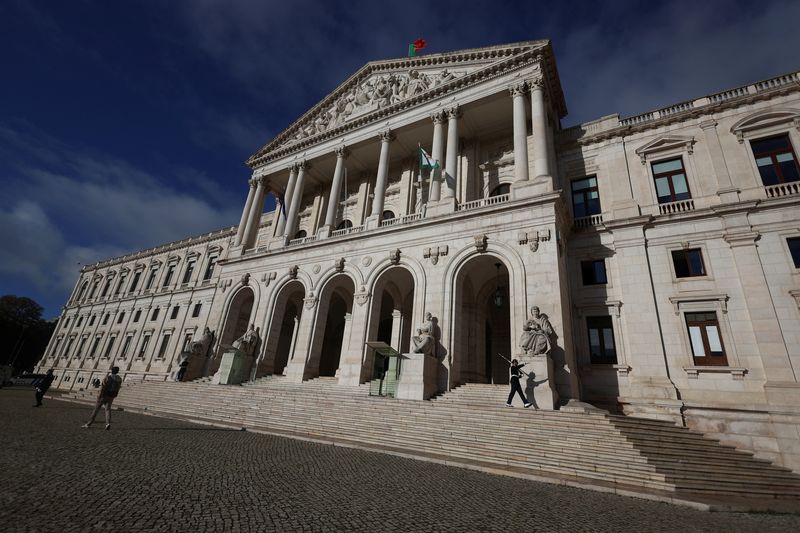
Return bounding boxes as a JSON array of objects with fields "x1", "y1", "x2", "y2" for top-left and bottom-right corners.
[{"x1": 408, "y1": 38, "x2": 426, "y2": 57}]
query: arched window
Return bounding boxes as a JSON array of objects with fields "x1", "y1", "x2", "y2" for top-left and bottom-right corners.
[
  {"x1": 490, "y1": 183, "x2": 510, "y2": 197},
  {"x1": 336, "y1": 219, "x2": 353, "y2": 230},
  {"x1": 294, "y1": 230, "x2": 307, "y2": 239},
  {"x1": 382, "y1": 210, "x2": 395, "y2": 221}
]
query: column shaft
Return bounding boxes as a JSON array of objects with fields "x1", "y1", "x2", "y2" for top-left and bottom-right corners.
[
  {"x1": 243, "y1": 178, "x2": 266, "y2": 248},
  {"x1": 442, "y1": 107, "x2": 460, "y2": 199},
  {"x1": 234, "y1": 181, "x2": 257, "y2": 246},
  {"x1": 530, "y1": 83, "x2": 550, "y2": 178},
  {"x1": 370, "y1": 131, "x2": 392, "y2": 218},
  {"x1": 284, "y1": 164, "x2": 307, "y2": 239},
  {"x1": 511, "y1": 83, "x2": 529, "y2": 182},
  {"x1": 324, "y1": 148, "x2": 347, "y2": 228},
  {"x1": 275, "y1": 166, "x2": 298, "y2": 236},
  {"x1": 429, "y1": 113, "x2": 445, "y2": 202}
]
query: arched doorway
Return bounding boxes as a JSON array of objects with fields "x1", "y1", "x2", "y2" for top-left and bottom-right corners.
[
  {"x1": 452, "y1": 256, "x2": 511, "y2": 387},
  {"x1": 308, "y1": 274, "x2": 355, "y2": 378},
  {"x1": 366, "y1": 267, "x2": 415, "y2": 379},
  {"x1": 212, "y1": 287, "x2": 255, "y2": 375},
  {"x1": 261, "y1": 281, "x2": 305, "y2": 377}
]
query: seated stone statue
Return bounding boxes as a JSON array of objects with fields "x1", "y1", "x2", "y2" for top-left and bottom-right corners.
[
  {"x1": 411, "y1": 312, "x2": 435, "y2": 356},
  {"x1": 189, "y1": 327, "x2": 214, "y2": 356},
  {"x1": 519, "y1": 306, "x2": 554, "y2": 356},
  {"x1": 233, "y1": 323, "x2": 259, "y2": 356}
]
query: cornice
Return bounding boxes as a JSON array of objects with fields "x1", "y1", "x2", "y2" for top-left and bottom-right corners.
[{"x1": 247, "y1": 42, "x2": 565, "y2": 169}]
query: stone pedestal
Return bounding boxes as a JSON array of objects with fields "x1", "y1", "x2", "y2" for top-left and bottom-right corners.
[
  {"x1": 316, "y1": 225, "x2": 332, "y2": 239},
  {"x1": 424, "y1": 197, "x2": 457, "y2": 218},
  {"x1": 520, "y1": 353, "x2": 558, "y2": 410},
  {"x1": 510, "y1": 178, "x2": 550, "y2": 200},
  {"x1": 396, "y1": 353, "x2": 438, "y2": 401},
  {"x1": 215, "y1": 350, "x2": 252, "y2": 385}
]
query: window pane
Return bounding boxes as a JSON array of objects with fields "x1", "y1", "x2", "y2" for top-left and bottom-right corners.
[
  {"x1": 789, "y1": 238, "x2": 800, "y2": 268},
  {"x1": 587, "y1": 197, "x2": 602, "y2": 215},
  {"x1": 589, "y1": 329, "x2": 601, "y2": 353},
  {"x1": 779, "y1": 160, "x2": 800, "y2": 182},
  {"x1": 594, "y1": 261, "x2": 607, "y2": 284},
  {"x1": 752, "y1": 136, "x2": 789, "y2": 153},
  {"x1": 573, "y1": 178, "x2": 592, "y2": 191},
  {"x1": 689, "y1": 326, "x2": 706, "y2": 357},
  {"x1": 755, "y1": 156, "x2": 773, "y2": 167},
  {"x1": 706, "y1": 325, "x2": 723, "y2": 353},
  {"x1": 776, "y1": 153, "x2": 795, "y2": 163},
  {"x1": 758, "y1": 165, "x2": 780, "y2": 186},
  {"x1": 688, "y1": 250, "x2": 705, "y2": 275},
  {"x1": 603, "y1": 328, "x2": 614, "y2": 351},
  {"x1": 672, "y1": 251, "x2": 690, "y2": 277},
  {"x1": 672, "y1": 174, "x2": 689, "y2": 195},
  {"x1": 653, "y1": 159, "x2": 683, "y2": 174},
  {"x1": 655, "y1": 177, "x2": 672, "y2": 199}
]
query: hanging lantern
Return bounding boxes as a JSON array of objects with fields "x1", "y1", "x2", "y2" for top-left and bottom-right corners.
[{"x1": 493, "y1": 263, "x2": 504, "y2": 308}]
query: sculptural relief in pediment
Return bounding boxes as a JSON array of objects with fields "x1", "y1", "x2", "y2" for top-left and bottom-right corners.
[{"x1": 282, "y1": 68, "x2": 468, "y2": 147}]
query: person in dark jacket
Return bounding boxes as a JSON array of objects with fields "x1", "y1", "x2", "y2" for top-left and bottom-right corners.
[
  {"x1": 506, "y1": 359, "x2": 532, "y2": 408},
  {"x1": 34, "y1": 369, "x2": 55, "y2": 407}
]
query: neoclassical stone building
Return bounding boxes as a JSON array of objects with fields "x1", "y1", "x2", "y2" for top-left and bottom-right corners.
[{"x1": 38, "y1": 40, "x2": 800, "y2": 471}]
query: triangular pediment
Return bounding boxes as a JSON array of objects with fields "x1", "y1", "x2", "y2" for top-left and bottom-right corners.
[
  {"x1": 247, "y1": 40, "x2": 562, "y2": 168},
  {"x1": 635, "y1": 135, "x2": 696, "y2": 164}
]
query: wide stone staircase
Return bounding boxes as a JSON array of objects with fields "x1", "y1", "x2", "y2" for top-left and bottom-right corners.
[{"x1": 58, "y1": 378, "x2": 800, "y2": 512}]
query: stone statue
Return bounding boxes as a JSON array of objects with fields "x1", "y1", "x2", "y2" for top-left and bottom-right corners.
[
  {"x1": 519, "y1": 306, "x2": 554, "y2": 356},
  {"x1": 233, "y1": 323, "x2": 260, "y2": 356},
  {"x1": 434, "y1": 68, "x2": 455, "y2": 87},
  {"x1": 407, "y1": 69, "x2": 430, "y2": 97},
  {"x1": 189, "y1": 327, "x2": 214, "y2": 357},
  {"x1": 411, "y1": 312, "x2": 435, "y2": 356}
]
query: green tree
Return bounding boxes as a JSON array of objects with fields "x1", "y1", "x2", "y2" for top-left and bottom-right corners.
[{"x1": 0, "y1": 295, "x2": 55, "y2": 373}]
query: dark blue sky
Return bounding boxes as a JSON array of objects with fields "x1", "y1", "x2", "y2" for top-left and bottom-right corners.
[{"x1": 2, "y1": 0, "x2": 799, "y2": 318}]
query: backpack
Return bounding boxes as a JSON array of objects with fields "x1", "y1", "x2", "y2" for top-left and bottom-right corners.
[{"x1": 105, "y1": 375, "x2": 122, "y2": 397}]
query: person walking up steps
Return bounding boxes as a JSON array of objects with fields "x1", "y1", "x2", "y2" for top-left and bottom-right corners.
[
  {"x1": 82, "y1": 366, "x2": 122, "y2": 430},
  {"x1": 506, "y1": 359, "x2": 532, "y2": 408}
]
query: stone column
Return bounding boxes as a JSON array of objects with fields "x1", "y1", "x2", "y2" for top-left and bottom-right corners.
[
  {"x1": 429, "y1": 112, "x2": 446, "y2": 202},
  {"x1": 338, "y1": 291, "x2": 372, "y2": 386},
  {"x1": 366, "y1": 130, "x2": 393, "y2": 229},
  {"x1": 510, "y1": 82, "x2": 529, "y2": 183},
  {"x1": 275, "y1": 165, "x2": 298, "y2": 237},
  {"x1": 700, "y1": 120, "x2": 740, "y2": 203},
  {"x1": 530, "y1": 80, "x2": 551, "y2": 180},
  {"x1": 234, "y1": 179, "x2": 257, "y2": 246},
  {"x1": 442, "y1": 106, "x2": 460, "y2": 199},
  {"x1": 390, "y1": 309, "x2": 404, "y2": 352},
  {"x1": 284, "y1": 162, "x2": 307, "y2": 239},
  {"x1": 284, "y1": 297, "x2": 317, "y2": 382},
  {"x1": 321, "y1": 146, "x2": 348, "y2": 235},
  {"x1": 243, "y1": 178, "x2": 267, "y2": 249}
]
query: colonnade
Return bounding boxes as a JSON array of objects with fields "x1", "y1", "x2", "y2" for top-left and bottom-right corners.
[{"x1": 234, "y1": 78, "x2": 552, "y2": 250}]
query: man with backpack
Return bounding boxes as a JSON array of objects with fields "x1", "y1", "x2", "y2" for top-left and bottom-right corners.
[{"x1": 82, "y1": 366, "x2": 123, "y2": 430}]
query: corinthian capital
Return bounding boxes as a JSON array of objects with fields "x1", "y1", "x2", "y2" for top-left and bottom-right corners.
[
  {"x1": 334, "y1": 145, "x2": 349, "y2": 158},
  {"x1": 378, "y1": 129, "x2": 394, "y2": 143},
  {"x1": 430, "y1": 111, "x2": 446, "y2": 125},
  {"x1": 297, "y1": 160, "x2": 309, "y2": 171},
  {"x1": 446, "y1": 105, "x2": 461, "y2": 120},
  {"x1": 528, "y1": 78, "x2": 544, "y2": 91},
  {"x1": 509, "y1": 82, "x2": 527, "y2": 97},
  {"x1": 248, "y1": 178, "x2": 259, "y2": 188}
]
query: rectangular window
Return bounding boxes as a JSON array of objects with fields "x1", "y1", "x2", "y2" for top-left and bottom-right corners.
[
  {"x1": 102, "y1": 313, "x2": 110, "y2": 326},
  {"x1": 77, "y1": 337, "x2": 87, "y2": 357},
  {"x1": 671, "y1": 249, "x2": 706, "y2": 278},
  {"x1": 89, "y1": 336, "x2": 102, "y2": 358},
  {"x1": 103, "y1": 336, "x2": 116, "y2": 358},
  {"x1": 182, "y1": 333, "x2": 194, "y2": 352},
  {"x1": 77, "y1": 316, "x2": 83, "y2": 327},
  {"x1": 88, "y1": 281, "x2": 99, "y2": 299},
  {"x1": 120, "y1": 334, "x2": 133, "y2": 359},
  {"x1": 587, "y1": 316, "x2": 617, "y2": 364},
  {"x1": 581, "y1": 259, "x2": 607, "y2": 285},
  {"x1": 133, "y1": 309, "x2": 141, "y2": 323},
  {"x1": 151, "y1": 308, "x2": 160, "y2": 321},
  {"x1": 192, "y1": 303, "x2": 202, "y2": 318},
  {"x1": 170, "y1": 306, "x2": 180, "y2": 320},
  {"x1": 788, "y1": 237, "x2": 800, "y2": 268},
  {"x1": 750, "y1": 134, "x2": 800, "y2": 185},
  {"x1": 117, "y1": 312, "x2": 125, "y2": 324},
  {"x1": 203, "y1": 256, "x2": 218, "y2": 280},
  {"x1": 114, "y1": 273, "x2": 127, "y2": 296},
  {"x1": 89, "y1": 315, "x2": 96, "y2": 326},
  {"x1": 64, "y1": 318, "x2": 70, "y2": 329},
  {"x1": 129, "y1": 271, "x2": 142, "y2": 293},
  {"x1": 51, "y1": 337, "x2": 62, "y2": 357},
  {"x1": 182, "y1": 260, "x2": 196, "y2": 284},
  {"x1": 157, "y1": 334, "x2": 171, "y2": 359},
  {"x1": 163, "y1": 264, "x2": 176, "y2": 288},
  {"x1": 685, "y1": 312, "x2": 727, "y2": 366},
  {"x1": 145, "y1": 268, "x2": 158, "y2": 290},
  {"x1": 652, "y1": 158, "x2": 691, "y2": 203},
  {"x1": 63, "y1": 338, "x2": 75, "y2": 358},
  {"x1": 138, "y1": 334, "x2": 151, "y2": 358},
  {"x1": 100, "y1": 278, "x2": 112, "y2": 298},
  {"x1": 571, "y1": 176, "x2": 601, "y2": 218}
]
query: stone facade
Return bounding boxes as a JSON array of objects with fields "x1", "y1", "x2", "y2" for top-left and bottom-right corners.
[{"x1": 37, "y1": 41, "x2": 800, "y2": 472}]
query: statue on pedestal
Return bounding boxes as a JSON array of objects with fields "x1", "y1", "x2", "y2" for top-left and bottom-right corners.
[
  {"x1": 411, "y1": 312, "x2": 435, "y2": 356},
  {"x1": 189, "y1": 327, "x2": 214, "y2": 357},
  {"x1": 519, "y1": 306, "x2": 554, "y2": 356},
  {"x1": 233, "y1": 323, "x2": 260, "y2": 356}
]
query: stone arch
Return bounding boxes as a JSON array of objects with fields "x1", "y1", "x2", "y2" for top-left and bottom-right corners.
[
  {"x1": 210, "y1": 286, "x2": 256, "y2": 375},
  {"x1": 306, "y1": 272, "x2": 358, "y2": 379},
  {"x1": 258, "y1": 278, "x2": 307, "y2": 377},
  {"x1": 440, "y1": 241, "x2": 527, "y2": 391}
]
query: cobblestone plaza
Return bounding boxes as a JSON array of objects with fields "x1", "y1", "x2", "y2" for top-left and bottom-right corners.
[{"x1": 2, "y1": 389, "x2": 799, "y2": 532}]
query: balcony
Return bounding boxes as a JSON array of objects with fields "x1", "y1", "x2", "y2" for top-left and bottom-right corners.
[
  {"x1": 658, "y1": 198, "x2": 695, "y2": 215},
  {"x1": 573, "y1": 213, "x2": 604, "y2": 229},
  {"x1": 288, "y1": 234, "x2": 319, "y2": 247},
  {"x1": 380, "y1": 213, "x2": 423, "y2": 227},
  {"x1": 331, "y1": 224, "x2": 365, "y2": 238},
  {"x1": 456, "y1": 193, "x2": 510, "y2": 212},
  {"x1": 764, "y1": 181, "x2": 800, "y2": 199}
]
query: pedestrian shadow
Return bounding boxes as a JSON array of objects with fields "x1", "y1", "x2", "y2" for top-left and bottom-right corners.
[
  {"x1": 131, "y1": 426, "x2": 243, "y2": 433},
  {"x1": 524, "y1": 372, "x2": 548, "y2": 410}
]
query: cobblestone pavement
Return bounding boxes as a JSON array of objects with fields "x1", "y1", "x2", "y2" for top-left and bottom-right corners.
[{"x1": 2, "y1": 388, "x2": 799, "y2": 532}]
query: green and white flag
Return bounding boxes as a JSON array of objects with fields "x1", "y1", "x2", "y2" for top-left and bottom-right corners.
[{"x1": 419, "y1": 146, "x2": 439, "y2": 170}]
